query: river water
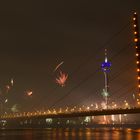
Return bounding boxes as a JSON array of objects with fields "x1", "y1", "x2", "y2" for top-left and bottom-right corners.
[{"x1": 0, "y1": 128, "x2": 140, "y2": 140}]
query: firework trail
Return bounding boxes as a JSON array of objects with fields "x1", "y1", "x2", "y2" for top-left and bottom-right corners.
[
  {"x1": 5, "y1": 99, "x2": 8, "y2": 103},
  {"x1": 5, "y1": 85, "x2": 10, "y2": 93},
  {"x1": 26, "y1": 90, "x2": 33, "y2": 96},
  {"x1": 53, "y1": 61, "x2": 64, "y2": 72},
  {"x1": 11, "y1": 78, "x2": 14, "y2": 86}
]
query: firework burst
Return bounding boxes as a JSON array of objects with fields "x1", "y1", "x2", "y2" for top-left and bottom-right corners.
[{"x1": 56, "y1": 71, "x2": 68, "y2": 87}]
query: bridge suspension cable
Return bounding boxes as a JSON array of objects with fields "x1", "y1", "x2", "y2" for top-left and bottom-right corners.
[
  {"x1": 41, "y1": 22, "x2": 131, "y2": 108},
  {"x1": 73, "y1": 58, "x2": 136, "y2": 107},
  {"x1": 48, "y1": 41, "x2": 134, "y2": 109}
]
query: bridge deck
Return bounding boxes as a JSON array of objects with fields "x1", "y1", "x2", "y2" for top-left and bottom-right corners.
[{"x1": 1, "y1": 108, "x2": 140, "y2": 120}]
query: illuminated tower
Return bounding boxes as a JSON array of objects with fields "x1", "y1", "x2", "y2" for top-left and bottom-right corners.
[
  {"x1": 101, "y1": 49, "x2": 111, "y2": 108},
  {"x1": 132, "y1": 12, "x2": 140, "y2": 102}
]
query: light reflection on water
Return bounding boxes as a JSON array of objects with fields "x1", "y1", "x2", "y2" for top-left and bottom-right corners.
[{"x1": 0, "y1": 128, "x2": 140, "y2": 140}]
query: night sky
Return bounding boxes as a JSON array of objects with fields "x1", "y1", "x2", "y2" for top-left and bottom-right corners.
[{"x1": 0, "y1": 0, "x2": 140, "y2": 111}]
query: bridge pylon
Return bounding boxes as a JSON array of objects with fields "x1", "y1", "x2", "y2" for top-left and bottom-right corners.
[{"x1": 132, "y1": 12, "x2": 140, "y2": 105}]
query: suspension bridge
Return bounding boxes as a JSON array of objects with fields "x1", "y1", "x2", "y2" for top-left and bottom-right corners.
[{"x1": 0, "y1": 12, "x2": 140, "y2": 128}]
